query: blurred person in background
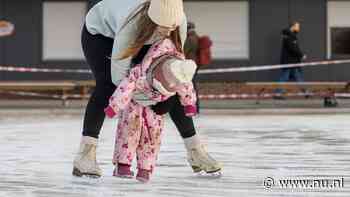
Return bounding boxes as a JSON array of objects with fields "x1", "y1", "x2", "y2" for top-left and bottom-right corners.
[
  {"x1": 275, "y1": 21, "x2": 307, "y2": 98},
  {"x1": 184, "y1": 22, "x2": 199, "y2": 61},
  {"x1": 184, "y1": 22, "x2": 200, "y2": 112},
  {"x1": 184, "y1": 22, "x2": 213, "y2": 113}
]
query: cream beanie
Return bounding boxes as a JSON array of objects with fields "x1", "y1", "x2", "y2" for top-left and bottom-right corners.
[{"x1": 147, "y1": 0, "x2": 185, "y2": 28}]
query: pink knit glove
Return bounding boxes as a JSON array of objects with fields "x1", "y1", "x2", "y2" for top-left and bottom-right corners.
[
  {"x1": 104, "y1": 105, "x2": 117, "y2": 118},
  {"x1": 184, "y1": 105, "x2": 197, "y2": 117}
]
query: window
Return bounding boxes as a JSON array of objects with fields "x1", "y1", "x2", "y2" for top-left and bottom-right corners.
[
  {"x1": 327, "y1": 1, "x2": 350, "y2": 59},
  {"x1": 42, "y1": 1, "x2": 86, "y2": 61},
  {"x1": 184, "y1": 1, "x2": 249, "y2": 59},
  {"x1": 330, "y1": 28, "x2": 350, "y2": 58}
]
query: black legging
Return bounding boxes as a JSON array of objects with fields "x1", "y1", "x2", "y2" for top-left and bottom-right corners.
[{"x1": 81, "y1": 25, "x2": 196, "y2": 139}]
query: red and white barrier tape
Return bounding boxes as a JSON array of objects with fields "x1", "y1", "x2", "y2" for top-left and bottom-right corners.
[
  {"x1": 0, "y1": 90, "x2": 89, "y2": 99},
  {"x1": 199, "y1": 92, "x2": 350, "y2": 99},
  {"x1": 2, "y1": 90, "x2": 350, "y2": 100},
  {"x1": 333, "y1": 93, "x2": 350, "y2": 98},
  {"x1": 1, "y1": 59, "x2": 350, "y2": 75},
  {"x1": 0, "y1": 66, "x2": 92, "y2": 74},
  {"x1": 198, "y1": 59, "x2": 350, "y2": 74}
]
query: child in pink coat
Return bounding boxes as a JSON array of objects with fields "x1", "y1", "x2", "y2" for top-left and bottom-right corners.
[{"x1": 104, "y1": 38, "x2": 197, "y2": 183}]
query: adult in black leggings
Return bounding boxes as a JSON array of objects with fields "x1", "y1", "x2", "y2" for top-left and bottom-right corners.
[{"x1": 73, "y1": 0, "x2": 221, "y2": 178}]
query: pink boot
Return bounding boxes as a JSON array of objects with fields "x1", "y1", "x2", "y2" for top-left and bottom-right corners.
[
  {"x1": 113, "y1": 163, "x2": 134, "y2": 179},
  {"x1": 136, "y1": 169, "x2": 151, "y2": 183}
]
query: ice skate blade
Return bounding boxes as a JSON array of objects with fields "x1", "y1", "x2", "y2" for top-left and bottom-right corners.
[
  {"x1": 194, "y1": 170, "x2": 222, "y2": 178},
  {"x1": 206, "y1": 168, "x2": 222, "y2": 174},
  {"x1": 72, "y1": 167, "x2": 101, "y2": 179}
]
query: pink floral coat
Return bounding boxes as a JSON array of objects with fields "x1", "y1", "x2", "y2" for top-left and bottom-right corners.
[{"x1": 104, "y1": 39, "x2": 197, "y2": 173}]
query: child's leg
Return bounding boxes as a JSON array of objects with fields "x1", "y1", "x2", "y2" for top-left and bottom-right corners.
[
  {"x1": 113, "y1": 102, "x2": 142, "y2": 174},
  {"x1": 136, "y1": 107, "x2": 164, "y2": 182}
]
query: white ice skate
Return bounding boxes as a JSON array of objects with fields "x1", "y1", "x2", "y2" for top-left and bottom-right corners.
[
  {"x1": 184, "y1": 135, "x2": 222, "y2": 176},
  {"x1": 72, "y1": 136, "x2": 102, "y2": 178}
]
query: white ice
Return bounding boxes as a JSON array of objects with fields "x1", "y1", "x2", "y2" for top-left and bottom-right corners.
[{"x1": 1, "y1": 111, "x2": 350, "y2": 197}]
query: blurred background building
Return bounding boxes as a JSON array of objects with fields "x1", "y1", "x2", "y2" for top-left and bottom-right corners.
[{"x1": 0, "y1": 0, "x2": 349, "y2": 82}]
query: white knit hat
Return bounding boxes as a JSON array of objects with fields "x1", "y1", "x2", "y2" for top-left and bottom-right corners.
[
  {"x1": 163, "y1": 59, "x2": 197, "y2": 85},
  {"x1": 148, "y1": 0, "x2": 185, "y2": 28}
]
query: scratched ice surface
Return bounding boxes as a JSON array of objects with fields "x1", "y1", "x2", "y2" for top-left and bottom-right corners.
[{"x1": 1, "y1": 111, "x2": 350, "y2": 197}]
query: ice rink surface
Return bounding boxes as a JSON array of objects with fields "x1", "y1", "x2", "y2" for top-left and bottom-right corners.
[{"x1": 1, "y1": 111, "x2": 350, "y2": 197}]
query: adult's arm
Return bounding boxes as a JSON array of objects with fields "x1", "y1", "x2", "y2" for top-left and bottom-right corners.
[{"x1": 110, "y1": 16, "x2": 139, "y2": 86}]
